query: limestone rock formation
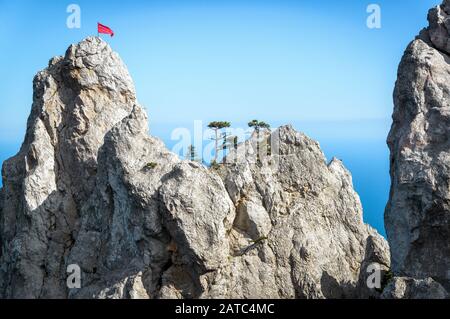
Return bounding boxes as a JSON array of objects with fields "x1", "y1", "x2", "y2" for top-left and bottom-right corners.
[
  {"x1": 0, "y1": 37, "x2": 137, "y2": 298},
  {"x1": 0, "y1": 36, "x2": 388, "y2": 299},
  {"x1": 66, "y1": 105, "x2": 181, "y2": 299},
  {"x1": 385, "y1": 0, "x2": 450, "y2": 297},
  {"x1": 216, "y1": 128, "x2": 390, "y2": 299},
  {"x1": 381, "y1": 277, "x2": 448, "y2": 299}
]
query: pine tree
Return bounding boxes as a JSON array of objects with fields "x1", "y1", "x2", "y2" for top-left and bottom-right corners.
[
  {"x1": 248, "y1": 120, "x2": 271, "y2": 162},
  {"x1": 186, "y1": 145, "x2": 200, "y2": 162},
  {"x1": 248, "y1": 120, "x2": 271, "y2": 133},
  {"x1": 208, "y1": 121, "x2": 231, "y2": 163}
]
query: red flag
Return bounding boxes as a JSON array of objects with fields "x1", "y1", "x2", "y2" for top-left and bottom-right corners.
[{"x1": 98, "y1": 23, "x2": 114, "y2": 37}]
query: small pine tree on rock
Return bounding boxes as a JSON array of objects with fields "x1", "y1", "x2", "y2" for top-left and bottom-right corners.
[{"x1": 208, "y1": 121, "x2": 231, "y2": 163}]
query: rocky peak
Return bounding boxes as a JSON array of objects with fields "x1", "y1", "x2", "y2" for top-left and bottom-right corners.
[
  {"x1": 63, "y1": 36, "x2": 135, "y2": 94},
  {"x1": 0, "y1": 37, "x2": 389, "y2": 299},
  {"x1": 427, "y1": 0, "x2": 450, "y2": 54},
  {"x1": 0, "y1": 36, "x2": 139, "y2": 298},
  {"x1": 385, "y1": 0, "x2": 450, "y2": 298}
]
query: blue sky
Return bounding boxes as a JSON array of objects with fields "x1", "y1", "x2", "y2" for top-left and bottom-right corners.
[
  {"x1": 0, "y1": 0, "x2": 443, "y2": 235},
  {"x1": 0, "y1": 0, "x2": 441, "y2": 139}
]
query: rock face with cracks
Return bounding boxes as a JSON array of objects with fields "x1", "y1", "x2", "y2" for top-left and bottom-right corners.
[
  {"x1": 0, "y1": 37, "x2": 137, "y2": 298},
  {"x1": 0, "y1": 36, "x2": 390, "y2": 299},
  {"x1": 385, "y1": 0, "x2": 450, "y2": 298}
]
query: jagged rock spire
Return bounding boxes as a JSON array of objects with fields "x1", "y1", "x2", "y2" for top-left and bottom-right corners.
[
  {"x1": 385, "y1": 0, "x2": 450, "y2": 298},
  {"x1": 0, "y1": 37, "x2": 388, "y2": 299},
  {"x1": 0, "y1": 36, "x2": 139, "y2": 298}
]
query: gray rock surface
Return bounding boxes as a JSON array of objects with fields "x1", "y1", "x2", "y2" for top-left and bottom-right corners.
[
  {"x1": 381, "y1": 277, "x2": 448, "y2": 299},
  {"x1": 428, "y1": 0, "x2": 450, "y2": 54},
  {"x1": 0, "y1": 36, "x2": 388, "y2": 299},
  {"x1": 386, "y1": 0, "x2": 450, "y2": 296},
  {"x1": 0, "y1": 37, "x2": 137, "y2": 298},
  {"x1": 66, "y1": 105, "x2": 181, "y2": 299},
  {"x1": 215, "y1": 128, "x2": 390, "y2": 298}
]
